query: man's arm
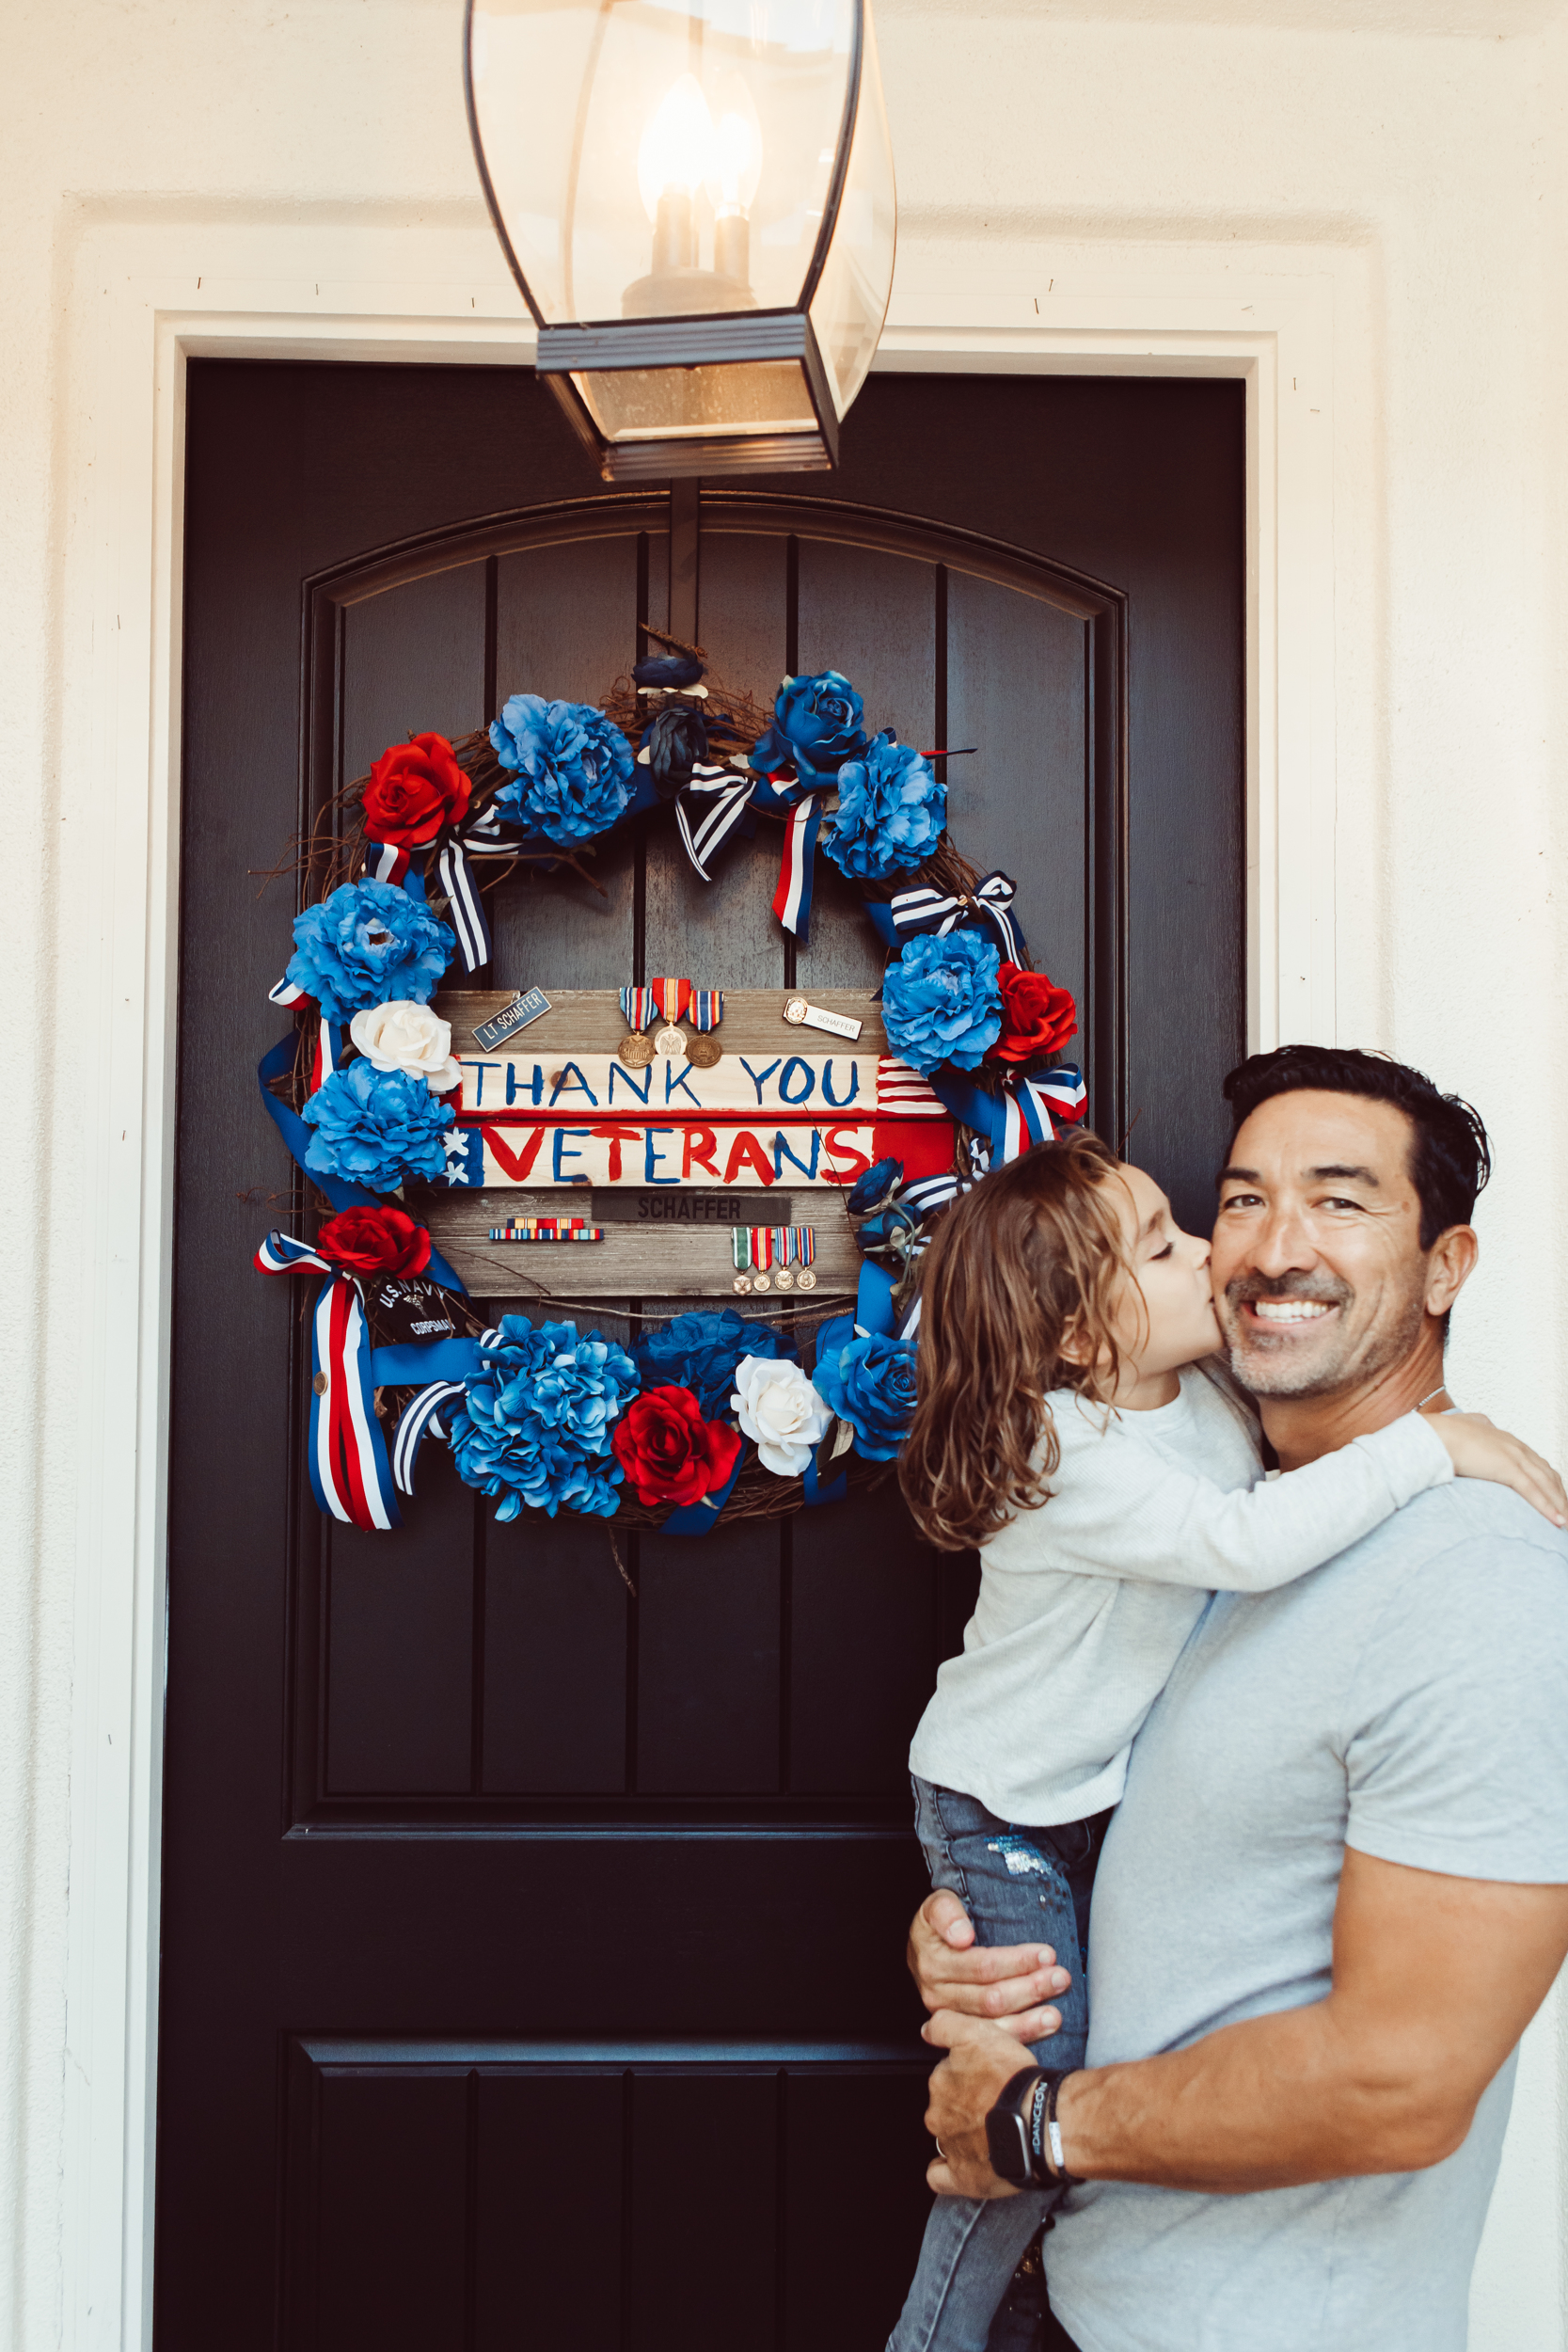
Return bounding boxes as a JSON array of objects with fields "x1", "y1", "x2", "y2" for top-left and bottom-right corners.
[{"x1": 918, "y1": 1851, "x2": 1568, "y2": 2199}]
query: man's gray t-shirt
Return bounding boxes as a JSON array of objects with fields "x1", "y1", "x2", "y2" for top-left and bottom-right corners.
[{"x1": 1047, "y1": 1482, "x2": 1568, "y2": 2352}]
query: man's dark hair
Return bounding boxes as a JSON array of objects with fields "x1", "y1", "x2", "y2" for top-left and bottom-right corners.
[{"x1": 1222, "y1": 1044, "x2": 1491, "y2": 1248}]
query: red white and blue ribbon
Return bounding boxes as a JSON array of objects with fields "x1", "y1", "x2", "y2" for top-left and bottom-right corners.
[
  {"x1": 620, "y1": 986, "x2": 656, "y2": 1033},
  {"x1": 361, "y1": 839, "x2": 412, "y2": 887},
  {"x1": 689, "y1": 988, "x2": 723, "y2": 1033},
  {"x1": 254, "y1": 1232, "x2": 400, "y2": 1532},
  {"x1": 265, "y1": 979, "x2": 341, "y2": 1094},
  {"x1": 927, "y1": 1063, "x2": 1087, "y2": 1165},
  {"x1": 772, "y1": 792, "x2": 824, "y2": 943}
]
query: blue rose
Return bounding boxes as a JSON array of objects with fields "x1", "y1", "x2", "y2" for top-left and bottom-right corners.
[
  {"x1": 448, "y1": 1317, "x2": 640, "y2": 1521},
  {"x1": 826, "y1": 732, "x2": 945, "y2": 882},
  {"x1": 882, "y1": 930, "x2": 1002, "y2": 1076},
  {"x1": 489, "y1": 694, "x2": 636, "y2": 846},
  {"x1": 749, "y1": 669, "x2": 869, "y2": 788},
  {"x1": 285, "y1": 881, "x2": 453, "y2": 1023},
  {"x1": 813, "y1": 1319, "x2": 919, "y2": 1462},
  {"x1": 301, "y1": 1060, "x2": 454, "y2": 1192},
  {"x1": 847, "y1": 1156, "x2": 903, "y2": 1217},
  {"x1": 634, "y1": 1308, "x2": 797, "y2": 1423}
]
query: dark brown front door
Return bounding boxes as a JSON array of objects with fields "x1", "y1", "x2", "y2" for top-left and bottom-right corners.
[{"x1": 159, "y1": 361, "x2": 1243, "y2": 2349}]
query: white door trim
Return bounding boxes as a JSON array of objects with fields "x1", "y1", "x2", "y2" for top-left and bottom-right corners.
[{"x1": 58, "y1": 215, "x2": 1341, "y2": 2349}]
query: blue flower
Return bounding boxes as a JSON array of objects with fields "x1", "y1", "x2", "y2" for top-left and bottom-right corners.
[
  {"x1": 634, "y1": 1308, "x2": 797, "y2": 1423},
  {"x1": 882, "y1": 930, "x2": 1002, "y2": 1076},
  {"x1": 813, "y1": 1318, "x2": 919, "y2": 1462},
  {"x1": 489, "y1": 694, "x2": 636, "y2": 846},
  {"x1": 847, "y1": 1157, "x2": 904, "y2": 1217},
  {"x1": 448, "y1": 1317, "x2": 641, "y2": 1521},
  {"x1": 826, "y1": 733, "x2": 945, "y2": 881},
  {"x1": 286, "y1": 881, "x2": 453, "y2": 1023},
  {"x1": 301, "y1": 1060, "x2": 454, "y2": 1191},
  {"x1": 750, "y1": 670, "x2": 869, "y2": 789}
]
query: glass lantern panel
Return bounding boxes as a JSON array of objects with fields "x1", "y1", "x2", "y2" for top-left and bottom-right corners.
[
  {"x1": 807, "y1": 2, "x2": 895, "y2": 421},
  {"x1": 470, "y1": 0, "x2": 857, "y2": 327},
  {"x1": 571, "y1": 359, "x2": 818, "y2": 441}
]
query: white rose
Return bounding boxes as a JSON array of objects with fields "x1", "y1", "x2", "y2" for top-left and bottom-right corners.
[
  {"x1": 732, "y1": 1356, "x2": 832, "y2": 1477},
  {"x1": 348, "y1": 999, "x2": 461, "y2": 1093}
]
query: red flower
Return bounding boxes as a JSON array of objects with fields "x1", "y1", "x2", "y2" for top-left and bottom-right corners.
[
  {"x1": 611, "y1": 1385, "x2": 743, "y2": 1509},
  {"x1": 361, "y1": 732, "x2": 471, "y2": 848},
  {"x1": 316, "y1": 1205, "x2": 432, "y2": 1279},
  {"x1": 986, "y1": 962, "x2": 1079, "y2": 1069}
]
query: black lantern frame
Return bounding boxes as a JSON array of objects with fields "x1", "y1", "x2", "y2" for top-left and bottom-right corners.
[{"x1": 463, "y1": 0, "x2": 894, "y2": 481}]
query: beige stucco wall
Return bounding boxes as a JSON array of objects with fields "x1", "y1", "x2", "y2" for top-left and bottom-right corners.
[{"x1": 6, "y1": 0, "x2": 1568, "y2": 2343}]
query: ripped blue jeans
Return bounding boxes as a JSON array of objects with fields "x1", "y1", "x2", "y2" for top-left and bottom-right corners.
[{"x1": 887, "y1": 1778, "x2": 1109, "y2": 2352}]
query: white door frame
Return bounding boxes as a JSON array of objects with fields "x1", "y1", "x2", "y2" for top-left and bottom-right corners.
[{"x1": 58, "y1": 215, "x2": 1341, "y2": 2350}]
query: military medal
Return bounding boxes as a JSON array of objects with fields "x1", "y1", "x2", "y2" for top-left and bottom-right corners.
[
  {"x1": 686, "y1": 986, "x2": 724, "y2": 1068},
  {"x1": 650, "y1": 976, "x2": 693, "y2": 1057},
  {"x1": 618, "y1": 985, "x2": 657, "y2": 1068},
  {"x1": 732, "y1": 1222, "x2": 816, "y2": 1295}
]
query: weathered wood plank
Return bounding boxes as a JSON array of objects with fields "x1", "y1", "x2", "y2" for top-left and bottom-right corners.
[
  {"x1": 435, "y1": 987, "x2": 889, "y2": 1056},
  {"x1": 423, "y1": 1192, "x2": 859, "y2": 1299}
]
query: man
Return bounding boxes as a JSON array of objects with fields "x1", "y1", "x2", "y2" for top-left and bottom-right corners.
[{"x1": 908, "y1": 1044, "x2": 1568, "y2": 2351}]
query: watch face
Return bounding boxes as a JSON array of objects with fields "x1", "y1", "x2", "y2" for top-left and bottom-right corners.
[{"x1": 985, "y1": 2104, "x2": 1034, "y2": 2187}]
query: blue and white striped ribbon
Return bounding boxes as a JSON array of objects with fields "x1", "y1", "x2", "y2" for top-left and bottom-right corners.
[
  {"x1": 391, "y1": 1378, "x2": 467, "y2": 1496},
  {"x1": 674, "y1": 765, "x2": 754, "y2": 882},
  {"x1": 772, "y1": 792, "x2": 824, "y2": 943},
  {"x1": 882, "y1": 870, "x2": 1026, "y2": 965},
  {"x1": 435, "y1": 836, "x2": 492, "y2": 973}
]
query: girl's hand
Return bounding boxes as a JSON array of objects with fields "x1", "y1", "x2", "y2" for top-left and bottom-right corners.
[{"x1": 1430, "y1": 1412, "x2": 1568, "y2": 1528}]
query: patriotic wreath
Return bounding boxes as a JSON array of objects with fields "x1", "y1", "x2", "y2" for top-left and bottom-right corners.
[{"x1": 254, "y1": 635, "x2": 1087, "y2": 1537}]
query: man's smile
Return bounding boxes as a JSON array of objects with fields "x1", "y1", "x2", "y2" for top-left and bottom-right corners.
[{"x1": 1245, "y1": 1299, "x2": 1338, "y2": 1327}]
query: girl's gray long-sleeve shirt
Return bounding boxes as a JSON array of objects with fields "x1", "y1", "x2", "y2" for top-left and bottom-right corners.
[{"x1": 908, "y1": 1363, "x2": 1452, "y2": 1826}]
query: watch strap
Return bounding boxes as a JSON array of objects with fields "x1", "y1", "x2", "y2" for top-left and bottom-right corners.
[{"x1": 1028, "y1": 2068, "x2": 1085, "y2": 2189}]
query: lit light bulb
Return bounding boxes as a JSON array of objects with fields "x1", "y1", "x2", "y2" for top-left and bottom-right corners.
[
  {"x1": 705, "y1": 77, "x2": 764, "y2": 217},
  {"x1": 637, "y1": 73, "x2": 715, "y2": 226}
]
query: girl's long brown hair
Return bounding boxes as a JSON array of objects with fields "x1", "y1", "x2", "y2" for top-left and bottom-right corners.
[{"x1": 899, "y1": 1130, "x2": 1132, "y2": 1550}]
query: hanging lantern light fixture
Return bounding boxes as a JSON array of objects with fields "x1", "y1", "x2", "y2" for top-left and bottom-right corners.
[{"x1": 465, "y1": 0, "x2": 897, "y2": 480}]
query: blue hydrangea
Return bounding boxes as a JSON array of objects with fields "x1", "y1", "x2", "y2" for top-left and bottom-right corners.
[
  {"x1": 749, "y1": 670, "x2": 869, "y2": 789},
  {"x1": 285, "y1": 880, "x2": 453, "y2": 1024},
  {"x1": 826, "y1": 732, "x2": 945, "y2": 882},
  {"x1": 448, "y1": 1317, "x2": 640, "y2": 1521},
  {"x1": 301, "y1": 1060, "x2": 454, "y2": 1192},
  {"x1": 813, "y1": 1317, "x2": 919, "y2": 1462},
  {"x1": 634, "y1": 1309, "x2": 797, "y2": 1422},
  {"x1": 489, "y1": 694, "x2": 636, "y2": 846},
  {"x1": 882, "y1": 930, "x2": 1003, "y2": 1076}
]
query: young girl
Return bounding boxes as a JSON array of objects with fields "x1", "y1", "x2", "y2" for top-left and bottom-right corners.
[{"x1": 887, "y1": 1128, "x2": 1563, "y2": 2352}]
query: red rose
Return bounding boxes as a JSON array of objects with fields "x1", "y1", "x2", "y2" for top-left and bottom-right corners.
[
  {"x1": 361, "y1": 732, "x2": 471, "y2": 848},
  {"x1": 986, "y1": 962, "x2": 1079, "y2": 1068},
  {"x1": 316, "y1": 1206, "x2": 432, "y2": 1279},
  {"x1": 611, "y1": 1385, "x2": 743, "y2": 1509}
]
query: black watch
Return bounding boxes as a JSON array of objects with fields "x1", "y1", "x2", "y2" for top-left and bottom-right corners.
[
  {"x1": 985, "y1": 2066, "x2": 1083, "y2": 2189},
  {"x1": 984, "y1": 2066, "x2": 1044, "y2": 2185}
]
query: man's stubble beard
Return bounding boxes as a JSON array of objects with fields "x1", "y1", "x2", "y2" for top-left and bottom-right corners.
[{"x1": 1221, "y1": 1275, "x2": 1429, "y2": 1401}]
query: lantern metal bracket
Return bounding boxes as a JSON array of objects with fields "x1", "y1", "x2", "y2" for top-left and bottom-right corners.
[{"x1": 534, "y1": 311, "x2": 841, "y2": 483}]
